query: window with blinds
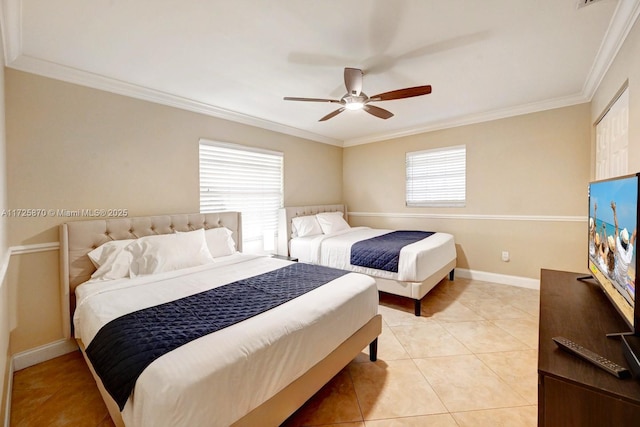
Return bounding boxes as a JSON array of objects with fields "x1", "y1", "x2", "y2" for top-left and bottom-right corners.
[
  {"x1": 199, "y1": 140, "x2": 283, "y2": 252},
  {"x1": 406, "y1": 145, "x2": 466, "y2": 207}
]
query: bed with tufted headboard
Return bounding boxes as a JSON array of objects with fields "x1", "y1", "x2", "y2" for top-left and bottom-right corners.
[
  {"x1": 60, "y1": 211, "x2": 381, "y2": 427},
  {"x1": 59, "y1": 212, "x2": 243, "y2": 338},
  {"x1": 278, "y1": 204, "x2": 457, "y2": 316}
]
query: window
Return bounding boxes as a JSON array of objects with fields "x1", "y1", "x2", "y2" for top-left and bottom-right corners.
[
  {"x1": 406, "y1": 145, "x2": 466, "y2": 207},
  {"x1": 199, "y1": 140, "x2": 283, "y2": 253}
]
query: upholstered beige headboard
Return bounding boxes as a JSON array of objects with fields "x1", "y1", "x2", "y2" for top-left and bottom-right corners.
[
  {"x1": 277, "y1": 204, "x2": 346, "y2": 256},
  {"x1": 59, "y1": 212, "x2": 242, "y2": 338}
]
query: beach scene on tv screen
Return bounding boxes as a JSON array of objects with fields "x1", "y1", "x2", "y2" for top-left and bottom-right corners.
[{"x1": 589, "y1": 177, "x2": 637, "y2": 305}]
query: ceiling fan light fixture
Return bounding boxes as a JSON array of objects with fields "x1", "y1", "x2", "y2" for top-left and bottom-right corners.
[
  {"x1": 283, "y1": 67, "x2": 432, "y2": 121},
  {"x1": 343, "y1": 94, "x2": 367, "y2": 110},
  {"x1": 345, "y1": 101, "x2": 364, "y2": 110}
]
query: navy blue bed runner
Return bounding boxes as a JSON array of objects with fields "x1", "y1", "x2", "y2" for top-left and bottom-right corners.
[
  {"x1": 85, "y1": 263, "x2": 349, "y2": 410},
  {"x1": 350, "y1": 231, "x2": 434, "y2": 273}
]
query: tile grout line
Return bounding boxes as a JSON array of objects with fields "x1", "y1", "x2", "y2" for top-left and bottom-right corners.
[{"x1": 345, "y1": 362, "x2": 366, "y2": 425}]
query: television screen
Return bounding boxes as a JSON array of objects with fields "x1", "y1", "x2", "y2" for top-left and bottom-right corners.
[{"x1": 588, "y1": 173, "x2": 639, "y2": 332}]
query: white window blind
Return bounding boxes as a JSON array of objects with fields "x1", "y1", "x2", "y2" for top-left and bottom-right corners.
[
  {"x1": 199, "y1": 140, "x2": 283, "y2": 251},
  {"x1": 406, "y1": 145, "x2": 466, "y2": 207}
]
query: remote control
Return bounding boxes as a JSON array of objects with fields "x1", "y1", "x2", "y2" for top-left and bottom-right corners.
[{"x1": 552, "y1": 336, "x2": 631, "y2": 379}]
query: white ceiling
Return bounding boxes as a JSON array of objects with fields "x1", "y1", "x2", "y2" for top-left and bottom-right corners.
[{"x1": 2, "y1": 0, "x2": 639, "y2": 146}]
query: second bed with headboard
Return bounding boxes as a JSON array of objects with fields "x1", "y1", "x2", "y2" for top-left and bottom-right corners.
[
  {"x1": 278, "y1": 204, "x2": 457, "y2": 316},
  {"x1": 60, "y1": 211, "x2": 382, "y2": 427}
]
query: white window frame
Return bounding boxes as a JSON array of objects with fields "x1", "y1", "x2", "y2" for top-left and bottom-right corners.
[
  {"x1": 406, "y1": 145, "x2": 466, "y2": 207},
  {"x1": 199, "y1": 139, "x2": 283, "y2": 253}
]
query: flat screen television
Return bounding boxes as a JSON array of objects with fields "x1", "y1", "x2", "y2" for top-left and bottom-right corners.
[{"x1": 588, "y1": 173, "x2": 640, "y2": 335}]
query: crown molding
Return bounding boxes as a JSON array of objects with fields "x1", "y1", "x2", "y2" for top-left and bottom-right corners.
[
  {"x1": 582, "y1": 0, "x2": 640, "y2": 99},
  {"x1": 6, "y1": 53, "x2": 343, "y2": 147},
  {"x1": 2, "y1": 0, "x2": 638, "y2": 148},
  {"x1": 342, "y1": 93, "x2": 590, "y2": 147},
  {"x1": 0, "y1": 0, "x2": 21, "y2": 64},
  {"x1": 344, "y1": 0, "x2": 640, "y2": 147}
]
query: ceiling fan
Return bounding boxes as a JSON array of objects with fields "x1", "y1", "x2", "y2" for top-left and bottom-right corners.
[{"x1": 283, "y1": 67, "x2": 432, "y2": 121}]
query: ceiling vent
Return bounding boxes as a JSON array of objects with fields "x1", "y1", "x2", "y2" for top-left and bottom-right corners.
[{"x1": 577, "y1": 0, "x2": 606, "y2": 8}]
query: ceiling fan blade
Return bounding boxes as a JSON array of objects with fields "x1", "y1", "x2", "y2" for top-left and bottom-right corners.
[
  {"x1": 344, "y1": 68, "x2": 363, "y2": 96},
  {"x1": 369, "y1": 85, "x2": 432, "y2": 102},
  {"x1": 363, "y1": 104, "x2": 394, "y2": 119},
  {"x1": 284, "y1": 97, "x2": 341, "y2": 103},
  {"x1": 319, "y1": 107, "x2": 345, "y2": 122}
]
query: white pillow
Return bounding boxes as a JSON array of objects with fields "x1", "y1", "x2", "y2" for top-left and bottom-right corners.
[
  {"x1": 316, "y1": 212, "x2": 351, "y2": 234},
  {"x1": 87, "y1": 239, "x2": 134, "y2": 269},
  {"x1": 292, "y1": 215, "x2": 323, "y2": 237},
  {"x1": 205, "y1": 227, "x2": 236, "y2": 257},
  {"x1": 127, "y1": 228, "x2": 215, "y2": 277},
  {"x1": 89, "y1": 240, "x2": 135, "y2": 281}
]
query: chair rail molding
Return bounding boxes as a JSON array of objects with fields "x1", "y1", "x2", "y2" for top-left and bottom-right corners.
[{"x1": 349, "y1": 211, "x2": 585, "y2": 222}]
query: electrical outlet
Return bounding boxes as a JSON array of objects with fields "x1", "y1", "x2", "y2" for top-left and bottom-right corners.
[{"x1": 501, "y1": 251, "x2": 510, "y2": 262}]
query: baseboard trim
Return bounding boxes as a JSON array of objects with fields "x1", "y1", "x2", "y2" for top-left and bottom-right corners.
[
  {"x1": 1, "y1": 249, "x2": 10, "y2": 427},
  {"x1": 3, "y1": 360, "x2": 12, "y2": 427},
  {"x1": 455, "y1": 268, "x2": 540, "y2": 290},
  {"x1": 2, "y1": 242, "x2": 67, "y2": 426},
  {"x1": 12, "y1": 339, "x2": 78, "y2": 372}
]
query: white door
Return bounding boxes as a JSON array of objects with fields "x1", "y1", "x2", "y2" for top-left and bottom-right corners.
[{"x1": 596, "y1": 87, "x2": 629, "y2": 180}]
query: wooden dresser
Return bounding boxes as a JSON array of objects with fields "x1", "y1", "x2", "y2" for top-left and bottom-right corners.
[{"x1": 538, "y1": 269, "x2": 640, "y2": 426}]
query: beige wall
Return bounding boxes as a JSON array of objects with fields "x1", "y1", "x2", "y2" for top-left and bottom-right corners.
[
  {"x1": 5, "y1": 69, "x2": 343, "y2": 353},
  {"x1": 344, "y1": 104, "x2": 592, "y2": 279},
  {"x1": 5, "y1": 15, "x2": 639, "y2": 360},
  {"x1": 591, "y1": 14, "x2": 640, "y2": 173},
  {"x1": 0, "y1": 35, "x2": 9, "y2": 422}
]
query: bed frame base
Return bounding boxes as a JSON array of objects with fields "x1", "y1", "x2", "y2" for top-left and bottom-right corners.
[
  {"x1": 413, "y1": 299, "x2": 422, "y2": 317},
  {"x1": 78, "y1": 314, "x2": 382, "y2": 427},
  {"x1": 411, "y1": 268, "x2": 456, "y2": 316},
  {"x1": 377, "y1": 260, "x2": 456, "y2": 317},
  {"x1": 77, "y1": 341, "x2": 125, "y2": 427},
  {"x1": 369, "y1": 338, "x2": 378, "y2": 361},
  {"x1": 234, "y1": 314, "x2": 382, "y2": 426},
  {"x1": 278, "y1": 204, "x2": 458, "y2": 317}
]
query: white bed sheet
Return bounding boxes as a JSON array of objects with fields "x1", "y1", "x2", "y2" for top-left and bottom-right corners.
[
  {"x1": 74, "y1": 253, "x2": 378, "y2": 427},
  {"x1": 290, "y1": 227, "x2": 456, "y2": 282}
]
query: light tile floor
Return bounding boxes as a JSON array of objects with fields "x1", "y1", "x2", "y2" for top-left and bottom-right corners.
[
  {"x1": 284, "y1": 277, "x2": 540, "y2": 427},
  {"x1": 11, "y1": 277, "x2": 540, "y2": 427}
]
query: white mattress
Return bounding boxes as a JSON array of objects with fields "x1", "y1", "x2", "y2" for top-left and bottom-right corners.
[
  {"x1": 74, "y1": 254, "x2": 378, "y2": 427},
  {"x1": 290, "y1": 227, "x2": 456, "y2": 282}
]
